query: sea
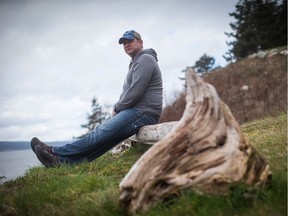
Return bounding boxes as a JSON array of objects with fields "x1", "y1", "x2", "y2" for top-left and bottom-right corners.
[{"x1": 0, "y1": 141, "x2": 70, "y2": 183}]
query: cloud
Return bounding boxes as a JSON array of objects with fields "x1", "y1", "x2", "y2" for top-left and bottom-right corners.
[{"x1": 0, "y1": 0, "x2": 238, "y2": 141}]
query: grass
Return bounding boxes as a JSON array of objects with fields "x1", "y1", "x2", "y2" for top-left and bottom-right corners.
[{"x1": 0, "y1": 113, "x2": 287, "y2": 216}]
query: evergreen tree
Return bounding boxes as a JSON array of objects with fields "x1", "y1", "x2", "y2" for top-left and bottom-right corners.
[
  {"x1": 193, "y1": 54, "x2": 216, "y2": 75},
  {"x1": 179, "y1": 54, "x2": 217, "y2": 86},
  {"x1": 78, "y1": 97, "x2": 109, "y2": 138},
  {"x1": 225, "y1": 0, "x2": 287, "y2": 60}
]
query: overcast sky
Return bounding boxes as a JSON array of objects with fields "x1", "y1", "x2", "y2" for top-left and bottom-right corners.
[{"x1": 0, "y1": 0, "x2": 238, "y2": 141}]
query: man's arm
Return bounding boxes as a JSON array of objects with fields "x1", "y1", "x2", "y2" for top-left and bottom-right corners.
[{"x1": 114, "y1": 54, "x2": 156, "y2": 112}]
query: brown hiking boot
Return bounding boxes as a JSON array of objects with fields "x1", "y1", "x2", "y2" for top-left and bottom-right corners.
[
  {"x1": 35, "y1": 145, "x2": 61, "y2": 168},
  {"x1": 30, "y1": 137, "x2": 49, "y2": 153}
]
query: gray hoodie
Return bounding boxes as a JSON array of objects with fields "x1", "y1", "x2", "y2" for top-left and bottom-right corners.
[{"x1": 114, "y1": 48, "x2": 163, "y2": 116}]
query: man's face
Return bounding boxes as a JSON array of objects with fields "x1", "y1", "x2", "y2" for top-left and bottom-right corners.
[{"x1": 122, "y1": 39, "x2": 143, "y2": 58}]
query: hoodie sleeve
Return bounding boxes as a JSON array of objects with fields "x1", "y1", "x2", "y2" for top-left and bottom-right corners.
[{"x1": 114, "y1": 54, "x2": 156, "y2": 112}]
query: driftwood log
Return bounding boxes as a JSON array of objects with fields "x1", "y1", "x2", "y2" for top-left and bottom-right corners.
[
  {"x1": 129, "y1": 121, "x2": 178, "y2": 145},
  {"x1": 119, "y1": 69, "x2": 272, "y2": 214}
]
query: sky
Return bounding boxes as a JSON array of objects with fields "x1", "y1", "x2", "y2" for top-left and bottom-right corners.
[{"x1": 0, "y1": 0, "x2": 238, "y2": 141}]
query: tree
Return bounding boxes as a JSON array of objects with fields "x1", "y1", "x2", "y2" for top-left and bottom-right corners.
[
  {"x1": 78, "y1": 97, "x2": 110, "y2": 138},
  {"x1": 225, "y1": 0, "x2": 287, "y2": 61},
  {"x1": 179, "y1": 54, "x2": 217, "y2": 86},
  {"x1": 193, "y1": 53, "x2": 215, "y2": 75}
]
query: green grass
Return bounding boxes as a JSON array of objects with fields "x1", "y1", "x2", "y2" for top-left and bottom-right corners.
[{"x1": 0, "y1": 113, "x2": 287, "y2": 216}]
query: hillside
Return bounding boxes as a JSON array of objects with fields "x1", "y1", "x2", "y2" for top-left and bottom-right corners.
[
  {"x1": 0, "y1": 113, "x2": 286, "y2": 215},
  {"x1": 159, "y1": 47, "x2": 287, "y2": 123}
]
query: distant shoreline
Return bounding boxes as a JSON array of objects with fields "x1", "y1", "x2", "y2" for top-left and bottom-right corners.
[{"x1": 0, "y1": 141, "x2": 71, "y2": 152}]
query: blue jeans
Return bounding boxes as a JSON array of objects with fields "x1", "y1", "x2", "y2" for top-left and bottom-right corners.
[{"x1": 52, "y1": 108, "x2": 159, "y2": 164}]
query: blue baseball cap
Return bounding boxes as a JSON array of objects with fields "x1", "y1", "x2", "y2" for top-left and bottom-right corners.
[{"x1": 119, "y1": 30, "x2": 142, "y2": 44}]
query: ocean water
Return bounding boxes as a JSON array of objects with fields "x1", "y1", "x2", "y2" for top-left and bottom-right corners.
[{"x1": 0, "y1": 149, "x2": 41, "y2": 183}]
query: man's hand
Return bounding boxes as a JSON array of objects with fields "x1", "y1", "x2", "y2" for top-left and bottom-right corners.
[{"x1": 112, "y1": 110, "x2": 118, "y2": 117}]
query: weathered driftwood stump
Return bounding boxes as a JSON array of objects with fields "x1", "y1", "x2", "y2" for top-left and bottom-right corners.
[{"x1": 119, "y1": 69, "x2": 272, "y2": 214}]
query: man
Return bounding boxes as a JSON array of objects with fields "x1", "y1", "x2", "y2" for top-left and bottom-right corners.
[{"x1": 31, "y1": 30, "x2": 163, "y2": 167}]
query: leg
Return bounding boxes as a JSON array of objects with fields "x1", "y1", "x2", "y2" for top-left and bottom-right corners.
[{"x1": 52, "y1": 108, "x2": 159, "y2": 164}]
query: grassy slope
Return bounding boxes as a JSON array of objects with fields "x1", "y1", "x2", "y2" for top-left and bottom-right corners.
[{"x1": 0, "y1": 113, "x2": 287, "y2": 216}]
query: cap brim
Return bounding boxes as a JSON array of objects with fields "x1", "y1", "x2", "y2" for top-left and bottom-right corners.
[{"x1": 119, "y1": 36, "x2": 134, "y2": 44}]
